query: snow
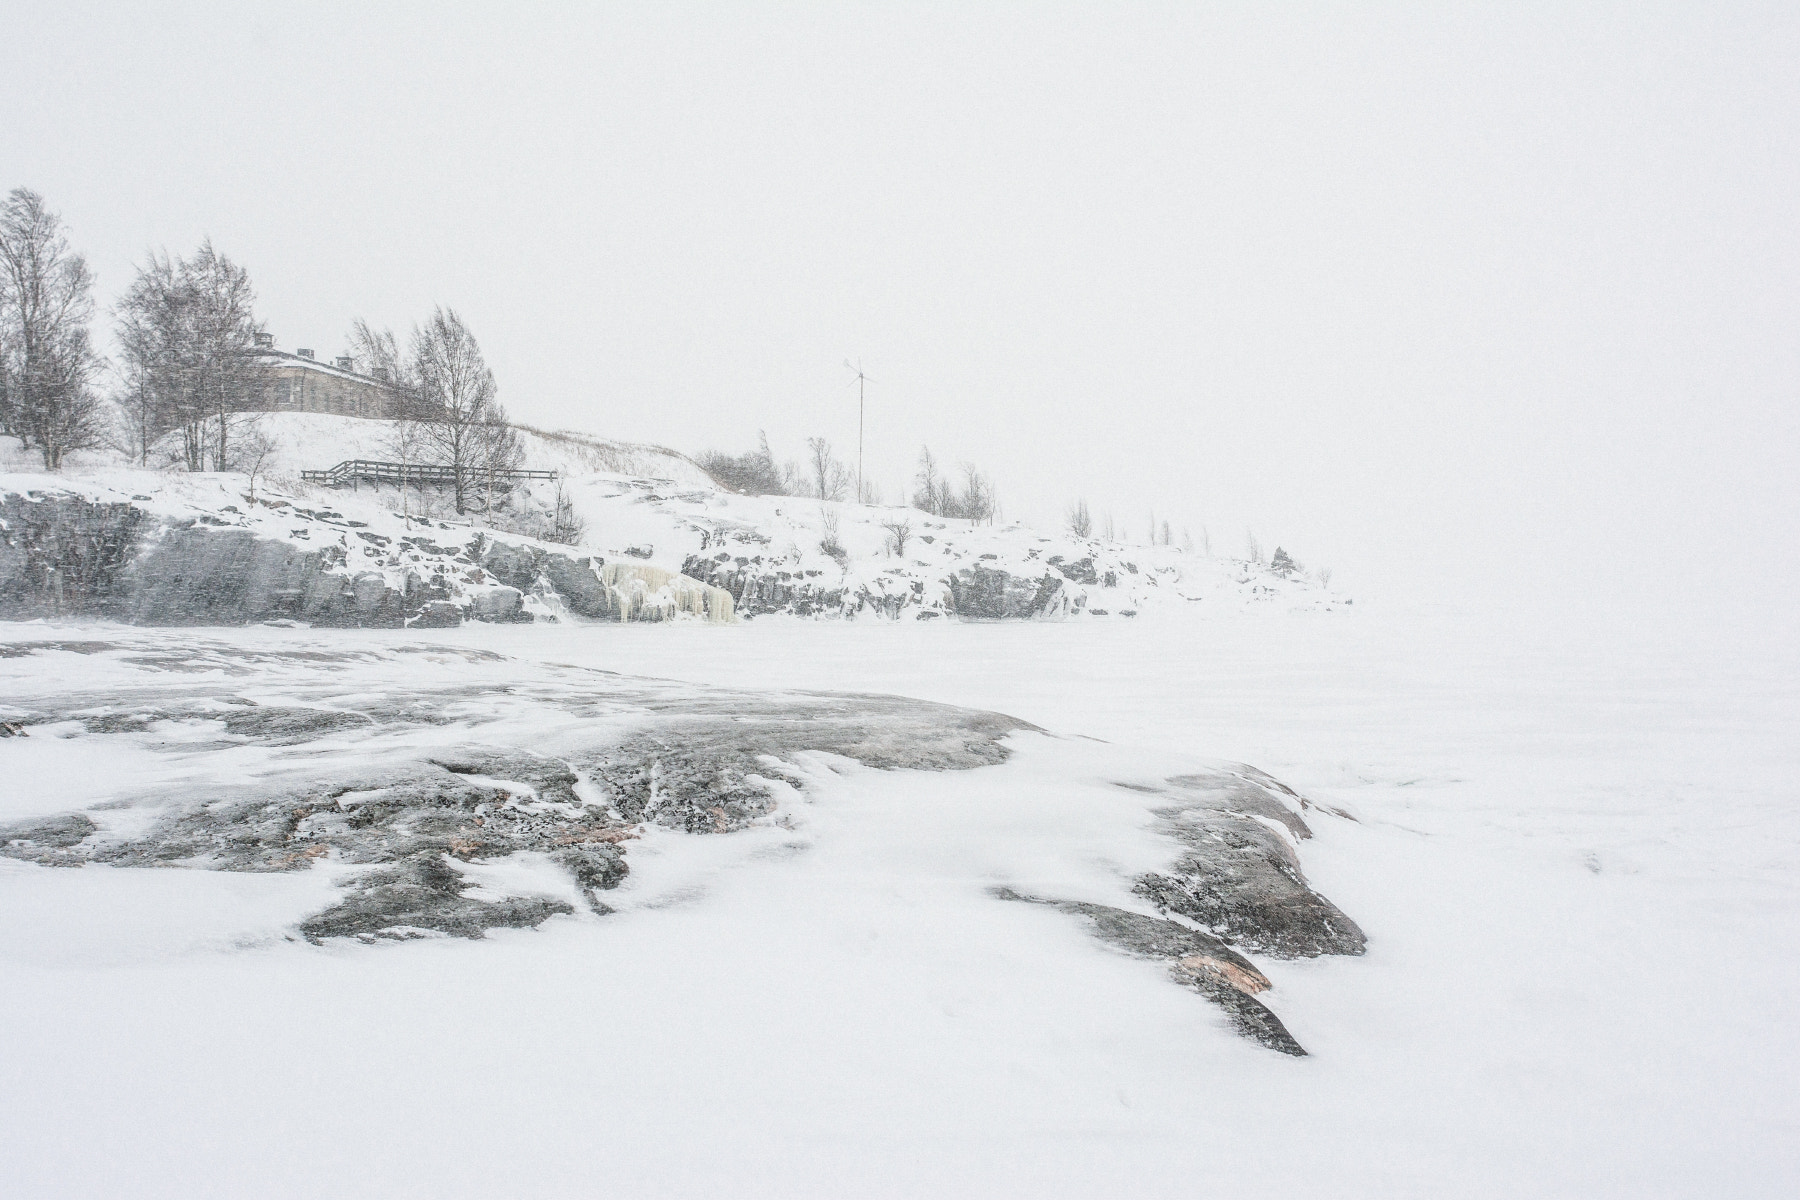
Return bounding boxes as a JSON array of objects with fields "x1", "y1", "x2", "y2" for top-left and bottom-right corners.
[
  {"x1": 8, "y1": 410, "x2": 1332, "y2": 621},
  {"x1": 1, "y1": 601, "x2": 1794, "y2": 1197}
]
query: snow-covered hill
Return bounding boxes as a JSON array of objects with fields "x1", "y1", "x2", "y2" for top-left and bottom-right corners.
[{"x1": 2, "y1": 413, "x2": 1343, "y2": 626}]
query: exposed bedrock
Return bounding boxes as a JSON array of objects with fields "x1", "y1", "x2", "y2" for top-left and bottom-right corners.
[
  {"x1": 0, "y1": 639, "x2": 1362, "y2": 1050},
  {"x1": 1127, "y1": 770, "x2": 1367, "y2": 959},
  {"x1": 944, "y1": 564, "x2": 1069, "y2": 619},
  {"x1": 0, "y1": 657, "x2": 1037, "y2": 941},
  {"x1": 680, "y1": 550, "x2": 1079, "y2": 621},
  {"x1": 0, "y1": 491, "x2": 730, "y2": 627},
  {"x1": 993, "y1": 889, "x2": 1306, "y2": 1056}
]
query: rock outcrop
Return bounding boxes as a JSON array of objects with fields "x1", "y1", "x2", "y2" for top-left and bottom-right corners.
[
  {"x1": 0, "y1": 644, "x2": 1031, "y2": 939},
  {"x1": 0, "y1": 488, "x2": 732, "y2": 628},
  {"x1": 1128, "y1": 769, "x2": 1367, "y2": 958},
  {"x1": 0, "y1": 635, "x2": 1363, "y2": 1052},
  {"x1": 993, "y1": 889, "x2": 1306, "y2": 1055},
  {"x1": 680, "y1": 549, "x2": 1081, "y2": 620}
]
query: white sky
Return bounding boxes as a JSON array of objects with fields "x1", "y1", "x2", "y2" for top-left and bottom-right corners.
[{"x1": 6, "y1": 2, "x2": 1797, "y2": 614}]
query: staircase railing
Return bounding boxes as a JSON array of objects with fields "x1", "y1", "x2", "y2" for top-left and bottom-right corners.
[{"x1": 299, "y1": 459, "x2": 558, "y2": 488}]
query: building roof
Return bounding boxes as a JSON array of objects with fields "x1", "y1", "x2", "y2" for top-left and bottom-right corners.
[{"x1": 250, "y1": 346, "x2": 402, "y2": 391}]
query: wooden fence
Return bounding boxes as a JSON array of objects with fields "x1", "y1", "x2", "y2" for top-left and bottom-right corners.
[{"x1": 300, "y1": 459, "x2": 558, "y2": 489}]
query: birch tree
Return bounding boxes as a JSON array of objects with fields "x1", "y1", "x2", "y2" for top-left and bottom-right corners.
[
  {"x1": 805, "y1": 436, "x2": 849, "y2": 501},
  {"x1": 409, "y1": 306, "x2": 520, "y2": 513},
  {"x1": 912, "y1": 445, "x2": 949, "y2": 516},
  {"x1": 0, "y1": 188, "x2": 104, "y2": 468},
  {"x1": 112, "y1": 242, "x2": 269, "y2": 471}
]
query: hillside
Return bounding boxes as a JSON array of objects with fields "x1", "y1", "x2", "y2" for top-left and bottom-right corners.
[{"x1": 1, "y1": 413, "x2": 1343, "y2": 626}]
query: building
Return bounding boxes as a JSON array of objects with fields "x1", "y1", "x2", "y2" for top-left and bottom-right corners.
[{"x1": 248, "y1": 333, "x2": 415, "y2": 420}]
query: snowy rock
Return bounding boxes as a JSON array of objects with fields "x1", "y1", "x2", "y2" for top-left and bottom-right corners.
[
  {"x1": 407, "y1": 599, "x2": 464, "y2": 628},
  {"x1": 1130, "y1": 769, "x2": 1367, "y2": 958},
  {"x1": 468, "y1": 585, "x2": 526, "y2": 623},
  {"x1": 4, "y1": 409, "x2": 1343, "y2": 627},
  {"x1": 0, "y1": 635, "x2": 1364, "y2": 1050},
  {"x1": 0, "y1": 642, "x2": 1031, "y2": 940},
  {"x1": 945, "y1": 564, "x2": 1068, "y2": 619},
  {"x1": 0, "y1": 484, "x2": 732, "y2": 628},
  {"x1": 993, "y1": 889, "x2": 1305, "y2": 1055}
]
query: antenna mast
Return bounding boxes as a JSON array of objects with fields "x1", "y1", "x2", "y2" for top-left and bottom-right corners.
[{"x1": 846, "y1": 359, "x2": 871, "y2": 503}]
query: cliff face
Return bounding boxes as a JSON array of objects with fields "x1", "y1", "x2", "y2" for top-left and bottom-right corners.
[
  {"x1": 0, "y1": 487, "x2": 733, "y2": 628},
  {"x1": 0, "y1": 492, "x2": 151, "y2": 620}
]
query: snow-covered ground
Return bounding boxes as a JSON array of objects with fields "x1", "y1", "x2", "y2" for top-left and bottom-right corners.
[
  {"x1": 4, "y1": 413, "x2": 1333, "y2": 623},
  {"x1": 2, "y1": 600, "x2": 1793, "y2": 1197}
]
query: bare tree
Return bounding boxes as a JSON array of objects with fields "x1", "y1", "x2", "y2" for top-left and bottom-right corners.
[
  {"x1": 882, "y1": 517, "x2": 913, "y2": 557},
  {"x1": 410, "y1": 307, "x2": 519, "y2": 514},
  {"x1": 952, "y1": 462, "x2": 994, "y2": 523},
  {"x1": 818, "y1": 506, "x2": 846, "y2": 560},
  {"x1": 805, "y1": 436, "x2": 850, "y2": 501},
  {"x1": 476, "y1": 417, "x2": 524, "y2": 513},
  {"x1": 1160, "y1": 519, "x2": 1172, "y2": 546},
  {"x1": 545, "y1": 479, "x2": 586, "y2": 545},
  {"x1": 383, "y1": 415, "x2": 429, "y2": 519},
  {"x1": 1312, "y1": 565, "x2": 1333, "y2": 588},
  {"x1": 0, "y1": 189, "x2": 104, "y2": 468},
  {"x1": 111, "y1": 288, "x2": 165, "y2": 464},
  {"x1": 185, "y1": 242, "x2": 267, "y2": 471},
  {"x1": 239, "y1": 418, "x2": 278, "y2": 504},
  {"x1": 697, "y1": 430, "x2": 790, "y2": 495},
  {"x1": 346, "y1": 318, "x2": 425, "y2": 417},
  {"x1": 912, "y1": 445, "x2": 949, "y2": 516},
  {"x1": 1101, "y1": 511, "x2": 1116, "y2": 542},
  {"x1": 1245, "y1": 530, "x2": 1264, "y2": 564},
  {"x1": 111, "y1": 252, "x2": 183, "y2": 463},
  {"x1": 112, "y1": 242, "x2": 269, "y2": 471},
  {"x1": 347, "y1": 318, "x2": 404, "y2": 382},
  {"x1": 1067, "y1": 498, "x2": 1093, "y2": 539}
]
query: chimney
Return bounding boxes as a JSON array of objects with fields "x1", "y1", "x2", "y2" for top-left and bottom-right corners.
[
  {"x1": 336, "y1": 355, "x2": 354, "y2": 370},
  {"x1": 297, "y1": 348, "x2": 314, "y2": 359},
  {"x1": 253, "y1": 331, "x2": 274, "y2": 348}
]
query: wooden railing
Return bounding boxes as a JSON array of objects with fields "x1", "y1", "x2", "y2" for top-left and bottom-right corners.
[{"x1": 300, "y1": 459, "x2": 557, "y2": 488}]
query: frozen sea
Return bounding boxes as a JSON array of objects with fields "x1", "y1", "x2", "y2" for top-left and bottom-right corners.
[{"x1": 2, "y1": 599, "x2": 1795, "y2": 1198}]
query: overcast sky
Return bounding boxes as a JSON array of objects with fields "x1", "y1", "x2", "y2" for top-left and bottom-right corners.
[{"x1": 6, "y1": 2, "x2": 1796, "y2": 615}]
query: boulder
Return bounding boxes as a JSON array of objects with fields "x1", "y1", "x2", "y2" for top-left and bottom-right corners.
[
  {"x1": 469, "y1": 585, "x2": 527, "y2": 623},
  {"x1": 945, "y1": 565, "x2": 1067, "y2": 619}
]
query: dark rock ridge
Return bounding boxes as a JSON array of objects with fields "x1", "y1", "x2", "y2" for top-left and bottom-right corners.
[
  {"x1": 1128, "y1": 769, "x2": 1367, "y2": 959},
  {"x1": 0, "y1": 489, "x2": 728, "y2": 627},
  {"x1": 993, "y1": 888, "x2": 1306, "y2": 1056},
  {"x1": 987, "y1": 763, "x2": 1364, "y2": 1054},
  {"x1": 681, "y1": 539, "x2": 1131, "y2": 621}
]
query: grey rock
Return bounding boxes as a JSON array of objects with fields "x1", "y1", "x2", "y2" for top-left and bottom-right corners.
[
  {"x1": 299, "y1": 853, "x2": 574, "y2": 942},
  {"x1": 407, "y1": 599, "x2": 464, "y2": 628},
  {"x1": 1131, "y1": 770, "x2": 1367, "y2": 959},
  {"x1": 945, "y1": 565, "x2": 1066, "y2": 619},
  {"x1": 1, "y1": 651, "x2": 1038, "y2": 942},
  {"x1": 0, "y1": 639, "x2": 1362, "y2": 1026},
  {"x1": 0, "y1": 813, "x2": 99, "y2": 863},
  {"x1": 469, "y1": 585, "x2": 527, "y2": 622},
  {"x1": 993, "y1": 888, "x2": 1306, "y2": 1055},
  {"x1": 1, "y1": 490, "x2": 722, "y2": 628}
]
